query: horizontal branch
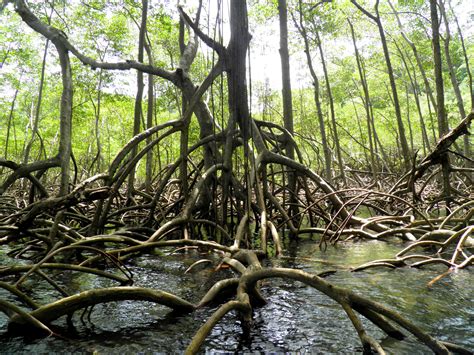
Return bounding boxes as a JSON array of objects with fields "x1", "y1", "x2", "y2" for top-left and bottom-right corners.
[{"x1": 13, "y1": 0, "x2": 178, "y2": 84}]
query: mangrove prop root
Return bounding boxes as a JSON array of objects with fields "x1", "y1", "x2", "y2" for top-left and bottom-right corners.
[
  {"x1": 10, "y1": 286, "x2": 195, "y2": 326},
  {"x1": 187, "y1": 265, "x2": 454, "y2": 354},
  {"x1": 353, "y1": 225, "x2": 473, "y2": 272},
  {"x1": 0, "y1": 300, "x2": 53, "y2": 335}
]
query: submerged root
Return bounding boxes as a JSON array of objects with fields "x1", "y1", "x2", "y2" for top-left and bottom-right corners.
[
  {"x1": 186, "y1": 249, "x2": 459, "y2": 354},
  {"x1": 9, "y1": 287, "x2": 195, "y2": 326},
  {"x1": 353, "y1": 215, "x2": 473, "y2": 273}
]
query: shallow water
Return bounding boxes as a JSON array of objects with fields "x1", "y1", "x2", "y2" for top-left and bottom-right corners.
[{"x1": 0, "y1": 240, "x2": 472, "y2": 354}]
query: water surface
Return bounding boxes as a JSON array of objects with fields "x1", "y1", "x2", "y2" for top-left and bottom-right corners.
[{"x1": 0, "y1": 240, "x2": 472, "y2": 354}]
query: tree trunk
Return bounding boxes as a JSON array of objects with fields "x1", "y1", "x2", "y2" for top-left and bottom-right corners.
[
  {"x1": 88, "y1": 68, "x2": 104, "y2": 175},
  {"x1": 405, "y1": 84, "x2": 414, "y2": 152},
  {"x1": 24, "y1": 39, "x2": 49, "y2": 166},
  {"x1": 127, "y1": 0, "x2": 148, "y2": 199},
  {"x1": 294, "y1": 1, "x2": 332, "y2": 181},
  {"x1": 448, "y1": 0, "x2": 473, "y2": 176},
  {"x1": 4, "y1": 87, "x2": 19, "y2": 161},
  {"x1": 57, "y1": 43, "x2": 73, "y2": 196},
  {"x1": 348, "y1": 19, "x2": 377, "y2": 177},
  {"x1": 352, "y1": 0, "x2": 411, "y2": 171},
  {"x1": 392, "y1": 39, "x2": 427, "y2": 154},
  {"x1": 145, "y1": 42, "x2": 154, "y2": 194},
  {"x1": 278, "y1": 0, "x2": 294, "y2": 158},
  {"x1": 408, "y1": 55, "x2": 431, "y2": 154},
  {"x1": 277, "y1": 0, "x2": 298, "y2": 220},
  {"x1": 376, "y1": 17, "x2": 410, "y2": 170},
  {"x1": 389, "y1": 0, "x2": 437, "y2": 113},
  {"x1": 430, "y1": 0, "x2": 451, "y2": 197},
  {"x1": 227, "y1": 2, "x2": 251, "y2": 143},
  {"x1": 316, "y1": 32, "x2": 346, "y2": 185},
  {"x1": 439, "y1": 1, "x2": 471, "y2": 163},
  {"x1": 448, "y1": 0, "x2": 473, "y2": 109},
  {"x1": 217, "y1": 2, "x2": 251, "y2": 226},
  {"x1": 178, "y1": 16, "x2": 189, "y2": 200}
]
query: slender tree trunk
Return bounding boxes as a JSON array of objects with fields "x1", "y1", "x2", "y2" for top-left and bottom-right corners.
[
  {"x1": 294, "y1": 1, "x2": 331, "y2": 181},
  {"x1": 389, "y1": 0, "x2": 437, "y2": 113},
  {"x1": 448, "y1": 0, "x2": 473, "y2": 109},
  {"x1": 439, "y1": 1, "x2": 471, "y2": 162},
  {"x1": 427, "y1": 91, "x2": 438, "y2": 143},
  {"x1": 376, "y1": 14, "x2": 410, "y2": 169},
  {"x1": 96, "y1": 71, "x2": 103, "y2": 171},
  {"x1": 23, "y1": 7, "x2": 54, "y2": 166},
  {"x1": 315, "y1": 32, "x2": 346, "y2": 185},
  {"x1": 88, "y1": 69, "x2": 104, "y2": 174},
  {"x1": 350, "y1": 96, "x2": 369, "y2": 166},
  {"x1": 405, "y1": 84, "x2": 414, "y2": 152},
  {"x1": 277, "y1": 0, "x2": 298, "y2": 220},
  {"x1": 178, "y1": 16, "x2": 189, "y2": 200},
  {"x1": 24, "y1": 39, "x2": 50, "y2": 165},
  {"x1": 369, "y1": 103, "x2": 390, "y2": 171},
  {"x1": 448, "y1": 0, "x2": 473, "y2": 175},
  {"x1": 430, "y1": 0, "x2": 451, "y2": 197},
  {"x1": 413, "y1": 74, "x2": 430, "y2": 155},
  {"x1": 145, "y1": 42, "x2": 154, "y2": 193},
  {"x1": 440, "y1": 2, "x2": 465, "y2": 118},
  {"x1": 57, "y1": 43, "x2": 73, "y2": 196},
  {"x1": 392, "y1": 39, "x2": 428, "y2": 154},
  {"x1": 348, "y1": 19, "x2": 376, "y2": 177},
  {"x1": 278, "y1": 0, "x2": 294, "y2": 158},
  {"x1": 352, "y1": 0, "x2": 410, "y2": 171},
  {"x1": 177, "y1": 2, "x2": 219, "y2": 212},
  {"x1": 127, "y1": 0, "x2": 148, "y2": 199},
  {"x1": 4, "y1": 87, "x2": 19, "y2": 162},
  {"x1": 408, "y1": 57, "x2": 431, "y2": 154}
]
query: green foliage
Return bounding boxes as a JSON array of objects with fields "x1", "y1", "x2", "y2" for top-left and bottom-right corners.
[
  {"x1": 248, "y1": 0, "x2": 278, "y2": 24},
  {"x1": 399, "y1": 0, "x2": 426, "y2": 9},
  {"x1": 0, "y1": 0, "x2": 472, "y2": 180}
]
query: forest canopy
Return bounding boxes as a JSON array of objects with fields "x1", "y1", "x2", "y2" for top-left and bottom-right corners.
[{"x1": 1, "y1": 0, "x2": 471, "y2": 177}]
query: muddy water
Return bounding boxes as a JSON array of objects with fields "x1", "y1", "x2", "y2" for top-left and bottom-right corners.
[{"x1": 0, "y1": 240, "x2": 472, "y2": 354}]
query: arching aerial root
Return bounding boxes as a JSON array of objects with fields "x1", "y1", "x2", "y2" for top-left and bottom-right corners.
[
  {"x1": 185, "y1": 249, "x2": 469, "y2": 355},
  {"x1": 352, "y1": 224, "x2": 473, "y2": 276},
  {"x1": 8, "y1": 287, "x2": 195, "y2": 327}
]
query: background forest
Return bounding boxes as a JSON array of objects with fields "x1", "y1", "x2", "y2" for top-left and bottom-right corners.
[{"x1": 1, "y1": 0, "x2": 471, "y2": 182}]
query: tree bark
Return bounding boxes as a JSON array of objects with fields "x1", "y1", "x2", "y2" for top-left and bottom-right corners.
[
  {"x1": 315, "y1": 31, "x2": 345, "y2": 184},
  {"x1": 430, "y1": 0, "x2": 451, "y2": 197},
  {"x1": 348, "y1": 19, "x2": 377, "y2": 177},
  {"x1": 278, "y1": 0, "x2": 298, "y2": 220},
  {"x1": 145, "y1": 41, "x2": 154, "y2": 193},
  {"x1": 448, "y1": 0, "x2": 473, "y2": 110},
  {"x1": 4, "y1": 87, "x2": 19, "y2": 161},
  {"x1": 88, "y1": 67, "x2": 104, "y2": 175},
  {"x1": 220, "y1": 0, "x2": 252, "y2": 229},
  {"x1": 127, "y1": 0, "x2": 148, "y2": 199},
  {"x1": 439, "y1": 1, "x2": 471, "y2": 163},
  {"x1": 23, "y1": 38, "x2": 49, "y2": 166}
]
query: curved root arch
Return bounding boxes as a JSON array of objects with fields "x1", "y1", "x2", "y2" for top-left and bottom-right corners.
[
  {"x1": 9, "y1": 287, "x2": 195, "y2": 327},
  {"x1": 187, "y1": 266, "x2": 453, "y2": 354}
]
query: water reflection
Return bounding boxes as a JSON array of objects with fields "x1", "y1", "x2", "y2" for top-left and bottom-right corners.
[{"x1": 0, "y1": 240, "x2": 472, "y2": 353}]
